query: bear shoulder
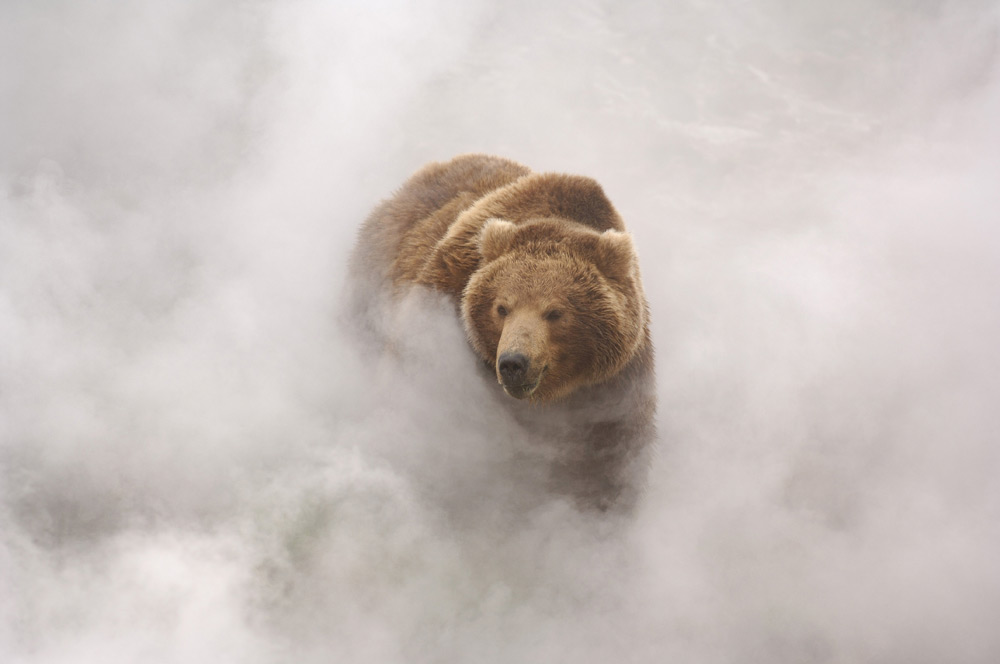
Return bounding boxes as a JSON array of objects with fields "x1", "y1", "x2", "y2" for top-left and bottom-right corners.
[
  {"x1": 352, "y1": 154, "x2": 530, "y2": 290},
  {"x1": 414, "y1": 171, "x2": 626, "y2": 296}
]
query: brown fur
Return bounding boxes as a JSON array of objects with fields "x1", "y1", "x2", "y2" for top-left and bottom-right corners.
[{"x1": 349, "y1": 154, "x2": 656, "y2": 510}]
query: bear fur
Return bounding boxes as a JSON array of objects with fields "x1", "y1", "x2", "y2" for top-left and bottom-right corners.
[{"x1": 349, "y1": 154, "x2": 656, "y2": 510}]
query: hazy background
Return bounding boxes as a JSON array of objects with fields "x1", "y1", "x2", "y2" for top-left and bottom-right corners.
[{"x1": 2, "y1": 1, "x2": 999, "y2": 662}]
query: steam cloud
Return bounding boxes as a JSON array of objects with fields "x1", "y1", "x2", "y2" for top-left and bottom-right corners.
[{"x1": 2, "y1": 1, "x2": 999, "y2": 662}]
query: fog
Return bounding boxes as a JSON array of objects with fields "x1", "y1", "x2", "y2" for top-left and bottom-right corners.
[{"x1": 2, "y1": 1, "x2": 999, "y2": 662}]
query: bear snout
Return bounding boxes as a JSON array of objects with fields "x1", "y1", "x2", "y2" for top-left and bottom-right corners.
[
  {"x1": 497, "y1": 351, "x2": 529, "y2": 384},
  {"x1": 497, "y1": 351, "x2": 546, "y2": 399}
]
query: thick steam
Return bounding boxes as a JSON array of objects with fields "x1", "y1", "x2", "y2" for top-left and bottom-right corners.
[{"x1": 2, "y1": 1, "x2": 998, "y2": 662}]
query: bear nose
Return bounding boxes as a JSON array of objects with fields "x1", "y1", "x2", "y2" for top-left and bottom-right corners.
[{"x1": 497, "y1": 352, "x2": 529, "y2": 384}]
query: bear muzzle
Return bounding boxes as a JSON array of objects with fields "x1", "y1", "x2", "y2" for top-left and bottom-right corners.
[{"x1": 497, "y1": 351, "x2": 546, "y2": 399}]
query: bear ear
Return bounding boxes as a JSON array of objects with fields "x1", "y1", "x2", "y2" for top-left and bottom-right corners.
[
  {"x1": 478, "y1": 218, "x2": 518, "y2": 262},
  {"x1": 594, "y1": 229, "x2": 636, "y2": 282}
]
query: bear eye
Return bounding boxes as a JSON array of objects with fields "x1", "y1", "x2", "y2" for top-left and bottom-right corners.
[
  {"x1": 497, "y1": 305, "x2": 508, "y2": 317},
  {"x1": 544, "y1": 309, "x2": 562, "y2": 322}
]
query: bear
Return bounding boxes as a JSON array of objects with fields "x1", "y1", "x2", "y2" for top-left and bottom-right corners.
[{"x1": 348, "y1": 154, "x2": 656, "y2": 511}]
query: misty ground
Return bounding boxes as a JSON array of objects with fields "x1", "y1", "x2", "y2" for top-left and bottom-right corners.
[{"x1": 2, "y1": 1, "x2": 999, "y2": 662}]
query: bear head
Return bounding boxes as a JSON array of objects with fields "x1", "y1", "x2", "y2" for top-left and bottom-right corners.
[{"x1": 461, "y1": 217, "x2": 647, "y2": 403}]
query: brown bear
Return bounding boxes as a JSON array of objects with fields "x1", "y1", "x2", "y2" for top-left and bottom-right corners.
[{"x1": 349, "y1": 154, "x2": 656, "y2": 510}]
